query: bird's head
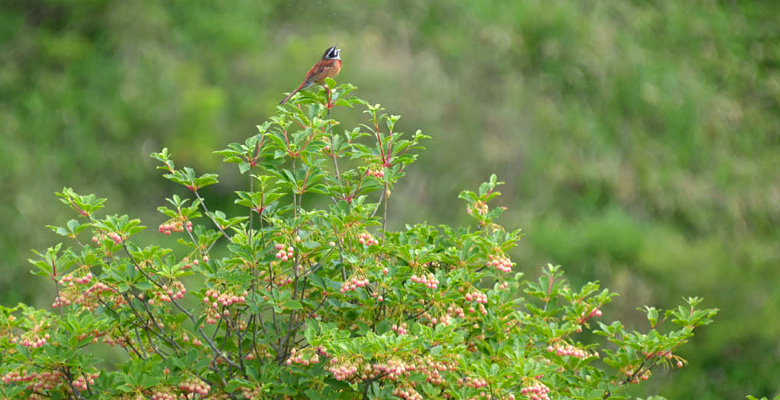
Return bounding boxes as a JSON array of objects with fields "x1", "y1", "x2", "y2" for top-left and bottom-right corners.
[{"x1": 323, "y1": 45, "x2": 341, "y2": 60}]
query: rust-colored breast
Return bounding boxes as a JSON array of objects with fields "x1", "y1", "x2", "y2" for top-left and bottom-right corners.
[
  {"x1": 307, "y1": 59, "x2": 343, "y2": 86},
  {"x1": 328, "y1": 59, "x2": 342, "y2": 78}
]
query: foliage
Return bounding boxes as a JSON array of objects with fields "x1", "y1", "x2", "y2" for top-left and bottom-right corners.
[
  {"x1": 1, "y1": 1, "x2": 777, "y2": 398},
  {"x1": 0, "y1": 88, "x2": 716, "y2": 399}
]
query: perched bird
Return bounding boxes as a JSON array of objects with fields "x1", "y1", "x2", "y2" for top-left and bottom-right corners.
[{"x1": 279, "y1": 45, "x2": 342, "y2": 105}]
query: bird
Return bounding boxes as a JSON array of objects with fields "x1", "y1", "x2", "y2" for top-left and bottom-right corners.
[{"x1": 279, "y1": 45, "x2": 342, "y2": 105}]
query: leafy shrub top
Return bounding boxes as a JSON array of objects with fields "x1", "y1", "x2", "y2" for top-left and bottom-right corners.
[{"x1": 1, "y1": 83, "x2": 716, "y2": 400}]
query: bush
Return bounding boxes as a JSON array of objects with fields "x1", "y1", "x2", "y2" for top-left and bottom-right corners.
[{"x1": 0, "y1": 84, "x2": 716, "y2": 399}]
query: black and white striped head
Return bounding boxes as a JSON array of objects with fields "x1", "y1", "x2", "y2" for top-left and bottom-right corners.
[{"x1": 322, "y1": 45, "x2": 341, "y2": 60}]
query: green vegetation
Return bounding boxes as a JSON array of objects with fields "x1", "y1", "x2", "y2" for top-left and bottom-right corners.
[
  {"x1": 0, "y1": 0, "x2": 777, "y2": 398},
  {"x1": 1, "y1": 88, "x2": 717, "y2": 399}
]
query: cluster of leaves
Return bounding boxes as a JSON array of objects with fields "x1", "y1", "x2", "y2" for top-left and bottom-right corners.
[{"x1": 0, "y1": 84, "x2": 716, "y2": 399}]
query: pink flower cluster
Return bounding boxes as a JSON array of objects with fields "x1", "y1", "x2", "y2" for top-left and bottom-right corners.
[
  {"x1": 178, "y1": 377, "x2": 210, "y2": 396},
  {"x1": 367, "y1": 168, "x2": 385, "y2": 178},
  {"x1": 203, "y1": 288, "x2": 246, "y2": 308},
  {"x1": 60, "y1": 272, "x2": 93, "y2": 286},
  {"x1": 459, "y1": 376, "x2": 488, "y2": 389},
  {"x1": 371, "y1": 292, "x2": 385, "y2": 302},
  {"x1": 52, "y1": 292, "x2": 72, "y2": 308},
  {"x1": 585, "y1": 308, "x2": 603, "y2": 319},
  {"x1": 274, "y1": 243, "x2": 294, "y2": 261},
  {"x1": 372, "y1": 358, "x2": 413, "y2": 380},
  {"x1": 464, "y1": 291, "x2": 488, "y2": 315},
  {"x1": 488, "y1": 254, "x2": 513, "y2": 273},
  {"x1": 391, "y1": 322, "x2": 408, "y2": 335},
  {"x1": 72, "y1": 372, "x2": 99, "y2": 391},
  {"x1": 286, "y1": 348, "x2": 321, "y2": 366},
  {"x1": 14, "y1": 332, "x2": 50, "y2": 349},
  {"x1": 418, "y1": 358, "x2": 451, "y2": 385},
  {"x1": 202, "y1": 288, "x2": 246, "y2": 324},
  {"x1": 520, "y1": 383, "x2": 550, "y2": 400},
  {"x1": 52, "y1": 272, "x2": 119, "y2": 310},
  {"x1": 358, "y1": 232, "x2": 379, "y2": 246},
  {"x1": 419, "y1": 311, "x2": 451, "y2": 327},
  {"x1": 393, "y1": 386, "x2": 422, "y2": 400},
  {"x1": 52, "y1": 271, "x2": 97, "y2": 308},
  {"x1": 1, "y1": 370, "x2": 36, "y2": 386},
  {"x1": 410, "y1": 273, "x2": 439, "y2": 289},
  {"x1": 547, "y1": 343, "x2": 589, "y2": 358},
  {"x1": 158, "y1": 220, "x2": 192, "y2": 235},
  {"x1": 327, "y1": 359, "x2": 359, "y2": 381},
  {"x1": 107, "y1": 232, "x2": 123, "y2": 244},
  {"x1": 447, "y1": 304, "x2": 466, "y2": 318},
  {"x1": 90, "y1": 232, "x2": 123, "y2": 245},
  {"x1": 2, "y1": 369, "x2": 67, "y2": 393},
  {"x1": 149, "y1": 281, "x2": 186, "y2": 305},
  {"x1": 464, "y1": 291, "x2": 488, "y2": 304},
  {"x1": 85, "y1": 281, "x2": 114, "y2": 296},
  {"x1": 181, "y1": 333, "x2": 203, "y2": 347},
  {"x1": 78, "y1": 282, "x2": 117, "y2": 311},
  {"x1": 151, "y1": 391, "x2": 176, "y2": 400},
  {"x1": 239, "y1": 386, "x2": 263, "y2": 399},
  {"x1": 36, "y1": 372, "x2": 66, "y2": 393},
  {"x1": 340, "y1": 276, "x2": 370, "y2": 293}
]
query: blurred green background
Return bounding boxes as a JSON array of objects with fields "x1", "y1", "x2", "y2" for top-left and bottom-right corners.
[{"x1": 1, "y1": 0, "x2": 778, "y2": 398}]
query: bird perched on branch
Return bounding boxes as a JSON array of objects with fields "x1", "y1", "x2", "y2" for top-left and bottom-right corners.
[{"x1": 279, "y1": 45, "x2": 342, "y2": 105}]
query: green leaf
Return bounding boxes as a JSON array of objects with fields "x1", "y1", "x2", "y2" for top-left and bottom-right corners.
[
  {"x1": 644, "y1": 306, "x2": 659, "y2": 327},
  {"x1": 283, "y1": 300, "x2": 303, "y2": 310},
  {"x1": 246, "y1": 365, "x2": 259, "y2": 381},
  {"x1": 225, "y1": 379, "x2": 252, "y2": 393},
  {"x1": 134, "y1": 281, "x2": 154, "y2": 291},
  {"x1": 274, "y1": 386, "x2": 297, "y2": 395}
]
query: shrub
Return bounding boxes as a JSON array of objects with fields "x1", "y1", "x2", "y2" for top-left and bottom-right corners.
[{"x1": 0, "y1": 83, "x2": 716, "y2": 399}]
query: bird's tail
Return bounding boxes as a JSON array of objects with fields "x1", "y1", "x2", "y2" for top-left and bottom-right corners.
[
  {"x1": 279, "y1": 79, "x2": 315, "y2": 105},
  {"x1": 279, "y1": 88, "x2": 300, "y2": 105}
]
